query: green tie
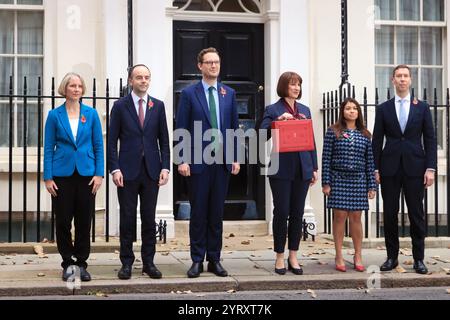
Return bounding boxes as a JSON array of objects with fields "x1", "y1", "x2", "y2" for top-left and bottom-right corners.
[{"x1": 208, "y1": 86, "x2": 218, "y2": 129}]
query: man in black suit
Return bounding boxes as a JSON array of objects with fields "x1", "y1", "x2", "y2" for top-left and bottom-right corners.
[
  {"x1": 372, "y1": 64, "x2": 437, "y2": 274},
  {"x1": 109, "y1": 64, "x2": 170, "y2": 279}
]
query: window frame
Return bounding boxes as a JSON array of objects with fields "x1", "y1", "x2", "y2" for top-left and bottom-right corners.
[{"x1": 0, "y1": 1, "x2": 44, "y2": 155}]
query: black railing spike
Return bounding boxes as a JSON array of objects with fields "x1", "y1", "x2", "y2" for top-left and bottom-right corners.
[
  {"x1": 423, "y1": 87, "x2": 427, "y2": 102},
  {"x1": 23, "y1": 76, "x2": 28, "y2": 242},
  {"x1": 412, "y1": 87, "x2": 415, "y2": 99},
  {"x1": 387, "y1": 88, "x2": 390, "y2": 100},
  {"x1": 375, "y1": 87, "x2": 379, "y2": 105},
  {"x1": 352, "y1": 85, "x2": 355, "y2": 99},
  {"x1": 8, "y1": 75, "x2": 13, "y2": 242},
  {"x1": 37, "y1": 77, "x2": 42, "y2": 242}
]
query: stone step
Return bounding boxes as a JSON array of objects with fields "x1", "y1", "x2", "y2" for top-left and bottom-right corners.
[{"x1": 175, "y1": 220, "x2": 269, "y2": 237}]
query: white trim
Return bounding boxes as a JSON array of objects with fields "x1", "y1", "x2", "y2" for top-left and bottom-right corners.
[
  {"x1": 375, "y1": 20, "x2": 446, "y2": 27},
  {"x1": 0, "y1": 5, "x2": 44, "y2": 11},
  {"x1": 169, "y1": 10, "x2": 269, "y2": 23}
]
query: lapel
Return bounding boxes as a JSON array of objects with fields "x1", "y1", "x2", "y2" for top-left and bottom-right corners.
[
  {"x1": 388, "y1": 98, "x2": 403, "y2": 133},
  {"x1": 217, "y1": 83, "x2": 225, "y2": 130},
  {"x1": 143, "y1": 94, "x2": 154, "y2": 129},
  {"x1": 75, "y1": 104, "x2": 89, "y2": 145},
  {"x1": 275, "y1": 98, "x2": 287, "y2": 116},
  {"x1": 195, "y1": 81, "x2": 212, "y2": 127},
  {"x1": 404, "y1": 99, "x2": 418, "y2": 132},
  {"x1": 56, "y1": 104, "x2": 76, "y2": 146},
  {"x1": 126, "y1": 94, "x2": 141, "y2": 131}
]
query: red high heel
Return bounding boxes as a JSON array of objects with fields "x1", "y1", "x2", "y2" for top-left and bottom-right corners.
[
  {"x1": 353, "y1": 258, "x2": 365, "y2": 272},
  {"x1": 335, "y1": 263, "x2": 346, "y2": 272}
]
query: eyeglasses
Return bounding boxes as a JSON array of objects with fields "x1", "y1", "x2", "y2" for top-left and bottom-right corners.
[{"x1": 202, "y1": 60, "x2": 221, "y2": 66}]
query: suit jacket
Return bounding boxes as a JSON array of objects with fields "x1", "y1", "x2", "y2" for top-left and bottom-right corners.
[
  {"x1": 43, "y1": 103, "x2": 104, "y2": 180},
  {"x1": 372, "y1": 98, "x2": 437, "y2": 177},
  {"x1": 259, "y1": 99, "x2": 318, "y2": 180},
  {"x1": 108, "y1": 94, "x2": 170, "y2": 181},
  {"x1": 175, "y1": 81, "x2": 239, "y2": 174}
]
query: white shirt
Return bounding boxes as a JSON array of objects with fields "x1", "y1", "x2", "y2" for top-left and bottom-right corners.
[
  {"x1": 131, "y1": 91, "x2": 148, "y2": 118},
  {"x1": 69, "y1": 118, "x2": 79, "y2": 142},
  {"x1": 394, "y1": 93, "x2": 410, "y2": 125}
]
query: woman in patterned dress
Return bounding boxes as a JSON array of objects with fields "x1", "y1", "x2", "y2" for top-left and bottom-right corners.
[{"x1": 321, "y1": 97, "x2": 377, "y2": 272}]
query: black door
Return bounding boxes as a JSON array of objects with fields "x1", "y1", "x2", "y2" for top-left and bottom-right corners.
[{"x1": 173, "y1": 21, "x2": 265, "y2": 220}]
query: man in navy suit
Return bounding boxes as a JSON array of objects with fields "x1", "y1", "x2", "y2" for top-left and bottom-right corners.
[
  {"x1": 109, "y1": 64, "x2": 170, "y2": 279},
  {"x1": 373, "y1": 64, "x2": 437, "y2": 274},
  {"x1": 175, "y1": 47, "x2": 240, "y2": 278}
]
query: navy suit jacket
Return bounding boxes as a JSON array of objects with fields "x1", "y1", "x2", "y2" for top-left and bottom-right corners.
[
  {"x1": 44, "y1": 103, "x2": 104, "y2": 180},
  {"x1": 372, "y1": 98, "x2": 437, "y2": 177},
  {"x1": 175, "y1": 81, "x2": 239, "y2": 174},
  {"x1": 108, "y1": 94, "x2": 170, "y2": 181},
  {"x1": 259, "y1": 99, "x2": 318, "y2": 180}
]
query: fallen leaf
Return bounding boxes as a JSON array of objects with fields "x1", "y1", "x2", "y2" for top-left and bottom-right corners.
[
  {"x1": 224, "y1": 251, "x2": 233, "y2": 254},
  {"x1": 395, "y1": 266, "x2": 407, "y2": 273},
  {"x1": 196, "y1": 294, "x2": 206, "y2": 297},
  {"x1": 41, "y1": 238, "x2": 49, "y2": 243},
  {"x1": 161, "y1": 252, "x2": 169, "y2": 256},
  {"x1": 37, "y1": 272, "x2": 45, "y2": 277},
  {"x1": 446, "y1": 289, "x2": 450, "y2": 294},
  {"x1": 227, "y1": 289, "x2": 236, "y2": 293},
  {"x1": 96, "y1": 292, "x2": 108, "y2": 297},
  {"x1": 399, "y1": 249, "x2": 412, "y2": 256},
  {"x1": 376, "y1": 246, "x2": 386, "y2": 250},
  {"x1": 318, "y1": 261, "x2": 328, "y2": 265},
  {"x1": 267, "y1": 247, "x2": 273, "y2": 250},
  {"x1": 90, "y1": 257, "x2": 97, "y2": 260},
  {"x1": 432, "y1": 256, "x2": 440, "y2": 259},
  {"x1": 176, "y1": 290, "x2": 182, "y2": 294},
  {"x1": 183, "y1": 290, "x2": 193, "y2": 294},
  {"x1": 307, "y1": 289, "x2": 317, "y2": 299},
  {"x1": 254, "y1": 265, "x2": 261, "y2": 269},
  {"x1": 114, "y1": 250, "x2": 119, "y2": 254},
  {"x1": 250, "y1": 234, "x2": 254, "y2": 237},
  {"x1": 308, "y1": 245, "x2": 314, "y2": 248},
  {"x1": 229, "y1": 233, "x2": 235, "y2": 238},
  {"x1": 241, "y1": 240, "x2": 251, "y2": 245},
  {"x1": 33, "y1": 245, "x2": 47, "y2": 258},
  {"x1": 403, "y1": 260, "x2": 414, "y2": 266},
  {"x1": 441, "y1": 267, "x2": 450, "y2": 275},
  {"x1": 427, "y1": 261, "x2": 438, "y2": 265},
  {"x1": 365, "y1": 289, "x2": 371, "y2": 294}
]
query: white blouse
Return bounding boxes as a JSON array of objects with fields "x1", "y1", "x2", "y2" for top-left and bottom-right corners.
[{"x1": 69, "y1": 118, "x2": 79, "y2": 141}]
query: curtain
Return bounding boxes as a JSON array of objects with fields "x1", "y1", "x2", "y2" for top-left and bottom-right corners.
[
  {"x1": 423, "y1": 0, "x2": 444, "y2": 21},
  {"x1": 375, "y1": 0, "x2": 396, "y2": 20},
  {"x1": 397, "y1": 26, "x2": 418, "y2": 65},
  {"x1": 375, "y1": 26, "x2": 394, "y2": 64},
  {"x1": 399, "y1": 0, "x2": 420, "y2": 21},
  {"x1": 18, "y1": 12, "x2": 43, "y2": 55}
]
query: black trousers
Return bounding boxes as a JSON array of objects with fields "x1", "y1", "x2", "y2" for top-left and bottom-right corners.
[
  {"x1": 118, "y1": 160, "x2": 159, "y2": 266},
  {"x1": 269, "y1": 156, "x2": 310, "y2": 253},
  {"x1": 53, "y1": 171, "x2": 94, "y2": 269},
  {"x1": 381, "y1": 166, "x2": 426, "y2": 261}
]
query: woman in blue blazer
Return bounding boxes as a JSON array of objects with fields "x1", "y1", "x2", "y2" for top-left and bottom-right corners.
[
  {"x1": 260, "y1": 72, "x2": 318, "y2": 275},
  {"x1": 44, "y1": 73, "x2": 104, "y2": 282}
]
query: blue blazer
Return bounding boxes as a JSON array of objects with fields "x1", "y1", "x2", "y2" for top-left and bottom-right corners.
[
  {"x1": 372, "y1": 98, "x2": 437, "y2": 177},
  {"x1": 108, "y1": 94, "x2": 170, "y2": 181},
  {"x1": 44, "y1": 103, "x2": 104, "y2": 180},
  {"x1": 175, "y1": 81, "x2": 239, "y2": 174},
  {"x1": 259, "y1": 99, "x2": 318, "y2": 180}
]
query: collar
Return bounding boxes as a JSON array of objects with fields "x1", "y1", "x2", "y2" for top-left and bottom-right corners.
[
  {"x1": 395, "y1": 93, "x2": 411, "y2": 103},
  {"x1": 131, "y1": 91, "x2": 148, "y2": 105},
  {"x1": 202, "y1": 80, "x2": 218, "y2": 91}
]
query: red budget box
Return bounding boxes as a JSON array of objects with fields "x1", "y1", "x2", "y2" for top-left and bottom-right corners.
[{"x1": 271, "y1": 119, "x2": 315, "y2": 152}]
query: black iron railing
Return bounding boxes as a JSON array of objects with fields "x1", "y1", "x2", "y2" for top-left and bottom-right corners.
[
  {"x1": 321, "y1": 86, "x2": 450, "y2": 239},
  {"x1": 0, "y1": 76, "x2": 166, "y2": 243}
]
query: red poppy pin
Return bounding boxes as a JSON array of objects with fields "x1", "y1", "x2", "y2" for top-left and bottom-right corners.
[
  {"x1": 412, "y1": 98, "x2": 418, "y2": 105},
  {"x1": 298, "y1": 113, "x2": 307, "y2": 119},
  {"x1": 342, "y1": 133, "x2": 350, "y2": 139},
  {"x1": 148, "y1": 99, "x2": 154, "y2": 109},
  {"x1": 220, "y1": 87, "x2": 227, "y2": 97},
  {"x1": 80, "y1": 114, "x2": 86, "y2": 123}
]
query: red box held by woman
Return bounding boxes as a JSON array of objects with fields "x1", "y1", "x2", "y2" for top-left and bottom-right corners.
[{"x1": 271, "y1": 119, "x2": 315, "y2": 152}]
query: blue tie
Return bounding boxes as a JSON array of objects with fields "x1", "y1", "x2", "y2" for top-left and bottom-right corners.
[{"x1": 399, "y1": 98, "x2": 408, "y2": 133}]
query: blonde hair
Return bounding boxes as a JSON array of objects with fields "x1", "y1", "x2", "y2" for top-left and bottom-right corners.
[{"x1": 58, "y1": 72, "x2": 86, "y2": 97}]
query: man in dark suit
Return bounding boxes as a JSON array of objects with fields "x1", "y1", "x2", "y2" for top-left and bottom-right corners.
[
  {"x1": 372, "y1": 64, "x2": 437, "y2": 274},
  {"x1": 175, "y1": 47, "x2": 240, "y2": 278},
  {"x1": 109, "y1": 64, "x2": 170, "y2": 279}
]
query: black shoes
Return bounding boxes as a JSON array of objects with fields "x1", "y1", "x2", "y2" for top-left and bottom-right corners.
[
  {"x1": 287, "y1": 259, "x2": 303, "y2": 275},
  {"x1": 207, "y1": 261, "x2": 228, "y2": 277},
  {"x1": 413, "y1": 260, "x2": 428, "y2": 275},
  {"x1": 274, "y1": 266, "x2": 287, "y2": 275},
  {"x1": 118, "y1": 265, "x2": 132, "y2": 280},
  {"x1": 187, "y1": 262, "x2": 204, "y2": 278},
  {"x1": 142, "y1": 263, "x2": 163, "y2": 279},
  {"x1": 62, "y1": 265, "x2": 91, "y2": 282},
  {"x1": 380, "y1": 258, "x2": 399, "y2": 271},
  {"x1": 79, "y1": 266, "x2": 91, "y2": 282}
]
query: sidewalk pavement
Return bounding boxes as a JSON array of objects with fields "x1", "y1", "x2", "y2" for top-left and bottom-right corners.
[{"x1": 0, "y1": 235, "x2": 450, "y2": 297}]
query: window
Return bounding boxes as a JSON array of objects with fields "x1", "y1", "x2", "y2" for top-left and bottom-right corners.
[
  {"x1": 375, "y1": 0, "x2": 445, "y2": 148},
  {"x1": 0, "y1": 0, "x2": 43, "y2": 148}
]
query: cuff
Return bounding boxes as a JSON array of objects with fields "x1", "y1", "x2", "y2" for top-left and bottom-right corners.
[{"x1": 111, "y1": 169, "x2": 121, "y2": 175}]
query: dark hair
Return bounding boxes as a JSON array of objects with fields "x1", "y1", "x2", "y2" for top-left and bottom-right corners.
[
  {"x1": 392, "y1": 64, "x2": 411, "y2": 77},
  {"x1": 128, "y1": 64, "x2": 151, "y2": 79},
  {"x1": 330, "y1": 97, "x2": 372, "y2": 139},
  {"x1": 197, "y1": 47, "x2": 220, "y2": 64},
  {"x1": 276, "y1": 71, "x2": 303, "y2": 99}
]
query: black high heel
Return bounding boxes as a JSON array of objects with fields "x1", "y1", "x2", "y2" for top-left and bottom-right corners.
[
  {"x1": 287, "y1": 259, "x2": 303, "y2": 275},
  {"x1": 274, "y1": 260, "x2": 286, "y2": 275}
]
